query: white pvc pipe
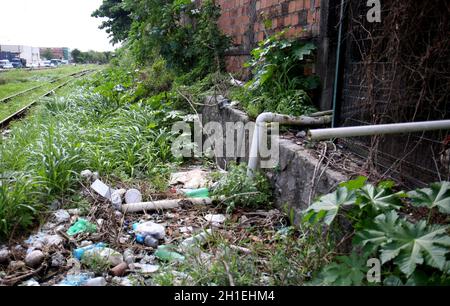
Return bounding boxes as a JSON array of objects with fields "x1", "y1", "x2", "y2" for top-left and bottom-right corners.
[
  {"x1": 247, "y1": 112, "x2": 332, "y2": 177},
  {"x1": 309, "y1": 120, "x2": 450, "y2": 140},
  {"x1": 121, "y1": 198, "x2": 212, "y2": 213}
]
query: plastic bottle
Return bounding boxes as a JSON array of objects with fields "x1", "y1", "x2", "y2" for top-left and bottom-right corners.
[
  {"x1": 154, "y1": 245, "x2": 185, "y2": 262},
  {"x1": 73, "y1": 242, "x2": 106, "y2": 260},
  {"x1": 180, "y1": 188, "x2": 209, "y2": 199}
]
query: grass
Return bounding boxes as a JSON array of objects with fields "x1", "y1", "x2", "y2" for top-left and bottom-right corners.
[
  {"x1": 0, "y1": 68, "x2": 183, "y2": 239},
  {"x1": 152, "y1": 226, "x2": 335, "y2": 286},
  {"x1": 0, "y1": 65, "x2": 97, "y2": 99}
]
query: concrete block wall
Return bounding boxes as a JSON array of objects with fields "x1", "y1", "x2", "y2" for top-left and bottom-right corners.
[
  {"x1": 216, "y1": 0, "x2": 322, "y2": 74},
  {"x1": 202, "y1": 97, "x2": 347, "y2": 222}
]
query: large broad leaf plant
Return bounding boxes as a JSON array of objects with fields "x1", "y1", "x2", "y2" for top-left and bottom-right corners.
[{"x1": 304, "y1": 179, "x2": 450, "y2": 285}]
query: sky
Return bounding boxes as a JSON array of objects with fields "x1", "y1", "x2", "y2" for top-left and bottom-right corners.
[{"x1": 0, "y1": 0, "x2": 117, "y2": 52}]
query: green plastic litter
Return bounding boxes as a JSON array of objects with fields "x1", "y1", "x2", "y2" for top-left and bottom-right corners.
[
  {"x1": 183, "y1": 188, "x2": 209, "y2": 199},
  {"x1": 67, "y1": 219, "x2": 97, "y2": 236},
  {"x1": 155, "y1": 245, "x2": 185, "y2": 262}
]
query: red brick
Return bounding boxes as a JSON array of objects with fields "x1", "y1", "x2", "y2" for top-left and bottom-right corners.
[
  {"x1": 304, "y1": 0, "x2": 311, "y2": 10},
  {"x1": 288, "y1": 1, "x2": 296, "y2": 13}
]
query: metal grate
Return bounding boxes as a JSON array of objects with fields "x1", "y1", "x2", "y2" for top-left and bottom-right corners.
[{"x1": 337, "y1": 0, "x2": 450, "y2": 187}]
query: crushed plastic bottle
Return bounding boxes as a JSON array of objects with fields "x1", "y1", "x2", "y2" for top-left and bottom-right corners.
[
  {"x1": 73, "y1": 242, "x2": 123, "y2": 266},
  {"x1": 73, "y1": 242, "x2": 106, "y2": 260},
  {"x1": 154, "y1": 245, "x2": 185, "y2": 262},
  {"x1": 180, "y1": 229, "x2": 212, "y2": 250}
]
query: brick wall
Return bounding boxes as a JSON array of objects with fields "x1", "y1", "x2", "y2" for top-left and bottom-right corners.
[{"x1": 216, "y1": 0, "x2": 322, "y2": 74}]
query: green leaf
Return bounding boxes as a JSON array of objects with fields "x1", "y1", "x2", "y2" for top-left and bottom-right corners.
[
  {"x1": 303, "y1": 187, "x2": 357, "y2": 225},
  {"x1": 380, "y1": 221, "x2": 450, "y2": 276},
  {"x1": 320, "y1": 253, "x2": 368, "y2": 286},
  {"x1": 355, "y1": 210, "x2": 401, "y2": 254},
  {"x1": 293, "y1": 43, "x2": 316, "y2": 61},
  {"x1": 339, "y1": 176, "x2": 368, "y2": 191},
  {"x1": 358, "y1": 184, "x2": 403, "y2": 211},
  {"x1": 407, "y1": 182, "x2": 450, "y2": 214},
  {"x1": 383, "y1": 275, "x2": 404, "y2": 286}
]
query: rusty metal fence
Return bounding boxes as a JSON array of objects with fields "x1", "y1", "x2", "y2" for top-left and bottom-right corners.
[{"x1": 335, "y1": 0, "x2": 450, "y2": 187}]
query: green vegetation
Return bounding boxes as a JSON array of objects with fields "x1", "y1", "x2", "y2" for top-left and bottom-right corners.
[
  {"x1": 0, "y1": 68, "x2": 184, "y2": 238},
  {"x1": 94, "y1": 0, "x2": 229, "y2": 82},
  {"x1": 212, "y1": 163, "x2": 272, "y2": 213},
  {"x1": 70, "y1": 49, "x2": 112, "y2": 64},
  {"x1": 152, "y1": 223, "x2": 334, "y2": 286},
  {"x1": 0, "y1": 65, "x2": 94, "y2": 99},
  {"x1": 230, "y1": 32, "x2": 319, "y2": 118},
  {"x1": 304, "y1": 177, "x2": 450, "y2": 286}
]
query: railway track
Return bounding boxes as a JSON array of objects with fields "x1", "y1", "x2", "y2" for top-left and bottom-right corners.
[
  {"x1": 0, "y1": 69, "x2": 92, "y2": 104},
  {"x1": 0, "y1": 69, "x2": 94, "y2": 129}
]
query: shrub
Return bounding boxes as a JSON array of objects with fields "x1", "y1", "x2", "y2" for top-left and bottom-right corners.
[
  {"x1": 305, "y1": 178, "x2": 450, "y2": 286},
  {"x1": 212, "y1": 163, "x2": 272, "y2": 213}
]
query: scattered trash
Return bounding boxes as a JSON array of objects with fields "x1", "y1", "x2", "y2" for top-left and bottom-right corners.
[
  {"x1": 92, "y1": 172, "x2": 100, "y2": 181},
  {"x1": 179, "y1": 226, "x2": 193, "y2": 234},
  {"x1": 114, "y1": 211, "x2": 123, "y2": 220},
  {"x1": 80, "y1": 170, "x2": 93, "y2": 180},
  {"x1": 111, "y1": 190, "x2": 123, "y2": 210},
  {"x1": 53, "y1": 209, "x2": 70, "y2": 224},
  {"x1": 91, "y1": 179, "x2": 114, "y2": 200},
  {"x1": 111, "y1": 276, "x2": 134, "y2": 286},
  {"x1": 129, "y1": 263, "x2": 159, "y2": 274},
  {"x1": 125, "y1": 189, "x2": 143, "y2": 204},
  {"x1": 73, "y1": 242, "x2": 106, "y2": 260},
  {"x1": 133, "y1": 221, "x2": 166, "y2": 242},
  {"x1": 169, "y1": 169, "x2": 209, "y2": 189},
  {"x1": 123, "y1": 249, "x2": 135, "y2": 265},
  {"x1": 0, "y1": 249, "x2": 10, "y2": 264},
  {"x1": 154, "y1": 245, "x2": 185, "y2": 262},
  {"x1": 58, "y1": 273, "x2": 94, "y2": 286},
  {"x1": 74, "y1": 243, "x2": 123, "y2": 267},
  {"x1": 8, "y1": 261, "x2": 26, "y2": 271},
  {"x1": 25, "y1": 233, "x2": 64, "y2": 250},
  {"x1": 180, "y1": 229, "x2": 212, "y2": 251},
  {"x1": 67, "y1": 219, "x2": 97, "y2": 236},
  {"x1": 96, "y1": 219, "x2": 105, "y2": 227},
  {"x1": 122, "y1": 198, "x2": 212, "y2": 213},
  {"x1": 85, "y1": 277, "x2": 107, "y2": 286},
  {"x1": 25, "y1": 250, "x2": 45, "y2": 268},
  {"x1": 181, "y1": 188, "x2": 210, "y2": 199},
  {"x1": 296, "y1": 131, "x2": 307, "y2": 138},
  {"x1": 204, "y1": 214, "x2": 226, "y2": 225},
  {"x1": 144, "y1": 236, "x2": 158, "y2": 248},
  {"x1": 229, "y1": 76, "x2": 244, "y2": 87},
  {"x1": 19, "y1": 278, "x2": 40, "y2": 286},
  {"x1": 229, "y1": 245, "x2": 252, "y2": 255},
  {"x1": 51, "y1": 252, "x2": 66, "y2": 268},
  {"x1": 67, "y1": 208, "x2": 82, "y2": 216},
  {"x1": 110, "y1": 262, "x2": 128, "y2": 277},
  {"x1": 66, "y1": 258, "x2": 81, "y2": 275}
]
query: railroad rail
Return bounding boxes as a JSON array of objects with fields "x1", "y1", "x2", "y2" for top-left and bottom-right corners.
[
  {"x1": 0, "y1": 69, "x2": 94, "y2": 129},
  {"x1": 0, "y1": 69, "x2": 92, "y2": 104}
]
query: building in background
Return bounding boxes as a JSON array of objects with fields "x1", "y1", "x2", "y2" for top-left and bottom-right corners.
[
  {"x1": 0, "y1": 45, "x2": 40, "y2": 67},
  {"x1": 40, "y1": 47, "x2": 70, "y2": 61}
]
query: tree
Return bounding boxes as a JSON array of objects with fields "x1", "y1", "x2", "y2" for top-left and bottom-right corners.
[
  {"x1": 41, "y1": 48, "x2": 54, "y2": 60},
  {"x1": 92, "y1": 0, "x2": 132, "y2": 45},
  {"x1": 71, "y1": 49, "x2": 83, "y2": 63}
]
